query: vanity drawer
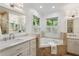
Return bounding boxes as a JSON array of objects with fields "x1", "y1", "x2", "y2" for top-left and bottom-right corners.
[
  {"x1": 0, "y1": 46, "x2": 19, "y2": 56},
  {"x1": 22, "y1": 48, "x2": 30, "y2": 56},
  {"x1": 16, "y1": 48, "x2": 30, "y2": 56},
  {"x1": 14, "y1": 43, "x2": 27, "y2": 52}
]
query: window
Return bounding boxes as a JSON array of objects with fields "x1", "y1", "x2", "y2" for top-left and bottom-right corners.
[
  {"x1": 32, "y1": 15, "x2": 40, "y2": 33},
  {"x1": 46, "y1": 17, "x2": 58, "y2": 33},
  {"x1": 33, "y1": 15, "x2": 40, "y2": 26}
]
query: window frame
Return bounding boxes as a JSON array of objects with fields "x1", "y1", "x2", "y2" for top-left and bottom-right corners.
[{"x1": 46, "y1": 17, "x2": 58, "y2": 33}]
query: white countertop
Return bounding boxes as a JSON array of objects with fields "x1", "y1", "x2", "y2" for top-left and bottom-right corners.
[{"x1": 0, "y1": 35, "x2": 36, "y2": 51}]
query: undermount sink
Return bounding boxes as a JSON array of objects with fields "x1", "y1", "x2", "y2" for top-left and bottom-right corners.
[
  {"x1": 0, "y1": 35, "x2": 33, "y2": 45},
  {"x1": 0, "y1": 35, "x2": 36, "y2": 50},
  {"x1": 0, "y1": 38, "x2": 24, "y2": 50},
  {"x1": 0, "y1": 38, "x2": 22, "y2": 44}
]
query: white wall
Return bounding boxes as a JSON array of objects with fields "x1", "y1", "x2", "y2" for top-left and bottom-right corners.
[
  {"x1": 45, "y1": 12, "x2": 67, "y2": 33},
  {"x1": 63, "y1": 4, "x2": 79, "y2": 33},
  {"x1": 74, "y1": 17, "x2": 79, "y2": 33},
  {"x1": 24, "y1": 4, "x2": 79, "y2": 34},
  {"x1": 25, "y1": 9, "x2": 67, "y2": 34},
  {"x1": 25, "y1": 9, "x2": 40, "y2": 34}
]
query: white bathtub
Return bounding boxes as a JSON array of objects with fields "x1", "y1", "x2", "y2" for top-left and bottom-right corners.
[
  {"x1": 39, "y1": 37, "x2": 63, "y2": 54},
  {"x1": 39, "y1": 37, "x2": 63, "y2": 47}
]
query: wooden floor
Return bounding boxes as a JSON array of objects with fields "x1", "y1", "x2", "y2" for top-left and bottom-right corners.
[
  {"x1": 51, "y1": 54, "x2": 72, "y2": 56},
  {"x1": 65, "y1": 54, "x2": 73, "y2": 56}
]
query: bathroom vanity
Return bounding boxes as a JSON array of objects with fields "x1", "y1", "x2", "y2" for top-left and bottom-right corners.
[
  {"x1": 0, "y1": 3, "x2": 25, "y2": 35},
  {"x1": 67, "y1": 33, "x2": 79, "y2": 55},
  {"x1": 0, "y1": 4, "x2": 38, "y2": 56},
  {"x1": 0, "y1": 35, "x2": 37, "y2": 56}
]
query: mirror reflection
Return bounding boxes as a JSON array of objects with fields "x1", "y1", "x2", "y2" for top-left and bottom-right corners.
[{"x1": 0, "y1": 12, "x2": 26, "y2": 35}]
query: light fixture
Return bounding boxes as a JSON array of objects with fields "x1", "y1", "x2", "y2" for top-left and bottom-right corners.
[
  {"x1": 52, "y1": 6, "x2": 55, "y2": 8},
  {"x1": 40, "y1": 5, "x2": 43, "y2": 8}
]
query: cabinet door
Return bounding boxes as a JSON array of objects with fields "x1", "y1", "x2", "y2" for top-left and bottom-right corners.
[
  {"x1": 0, "y1": 41, "x2": 29, "y2": 56},
  {"x1": 18, "y1": 49, "x2": 27, "y2": 56},
  {"x1": 74, "y1": 18, "x2": 79, "y2": 33},
  {"x1": 30, "y1": 39, "x2": 36, "y2": 56},
  {"x1": 0, "y1": 46, "x2": 19, "y2": 56},
  {"x1": 30, "y1": 39, "x2": 36, "y2": 47},
  {"x1": 67, "y1": 39, "x2": 79, "y2": 55},
  {"x1": 17, "y1": 41, "x2": 30, "y2": 56},
  {"x1": 30, "y1": 48, "x2": 36, "y2": 56},
  {"x1": 20, "y1": 47, "x2": 30, "y2": 56}
]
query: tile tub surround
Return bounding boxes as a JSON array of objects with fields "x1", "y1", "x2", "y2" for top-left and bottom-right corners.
[
  {"x1": 39, "y1": 37, "x2": 66, "y2": 55},
  {"x1": 41, "y1": 32, "x2": 61, "y2": 39}
]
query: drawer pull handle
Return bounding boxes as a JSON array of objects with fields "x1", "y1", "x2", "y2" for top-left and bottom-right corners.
[{"x1": 17, "y1": 53, "x2": 22, "y2": 56}]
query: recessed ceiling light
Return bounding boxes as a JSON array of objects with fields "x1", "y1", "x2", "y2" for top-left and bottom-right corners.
[
  {"x1": 52, "y1": 6, "x2": 55, "y2": 8},
  {"x1": 40, "y1": 6, "x2": 43, "y2": 8}
]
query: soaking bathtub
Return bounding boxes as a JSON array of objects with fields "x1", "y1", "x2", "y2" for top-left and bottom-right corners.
[{"x1": 39, "y1": 37, "x2": 64, "y2": 55}]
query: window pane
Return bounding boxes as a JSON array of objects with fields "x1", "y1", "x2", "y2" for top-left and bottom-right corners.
[
  {"x1": 46, "y1": 17, "x2": 58, "y2": 33},
  {"x1": 32, "y1": 15, "x2": 40, "y2": 26},
  {"x1": 47, "y1": 17, "x2": 58, "y2": 26},
  {"x1": 47, "y1": 19, "x2": 53, "y2": 26}
]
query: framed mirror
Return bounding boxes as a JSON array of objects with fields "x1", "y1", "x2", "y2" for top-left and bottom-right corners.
[
  {"x1": 9, "y1": 13, "x2": 26, "y2": 33},
  {"x1": 67, "y1": 20, "x2": 73, "y2": 33}
]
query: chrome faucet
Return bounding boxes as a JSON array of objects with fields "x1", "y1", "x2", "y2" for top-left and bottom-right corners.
[{"x1": 9, "y1": 33, "x2": 15, "y2": 40}]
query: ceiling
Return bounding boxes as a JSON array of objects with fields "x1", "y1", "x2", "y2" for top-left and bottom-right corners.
[{"x1": 24, "y1": 3, "x2": 68, "y2": 17}]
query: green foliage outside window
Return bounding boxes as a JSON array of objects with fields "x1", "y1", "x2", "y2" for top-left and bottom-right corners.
[
  {"x1": 47, "y1": 17, "x2": 58, "y2": 26},
  {"x1": 33, "y1": 15, "x2": 40, "y2": 26}
]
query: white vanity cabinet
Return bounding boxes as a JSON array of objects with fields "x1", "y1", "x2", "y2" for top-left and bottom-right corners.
[
  {"x1": 0, "y1": 41, "x2": 29, "y2": 56},
  {"x1": 29, "y1": 39, "x2": 36, "y2": 56},
  {"x1": 16, "y1": 41, "x2": 30, "y2": 56},
  {"x1": 0, "y1": 39, "x2": 37, "y2": 56},
  {"x1": 67, "y1": 39, "x2": 79, "y2": 55},
  {"x1": 0, "y1": 46, "x2": 19, "y2": 56}
]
